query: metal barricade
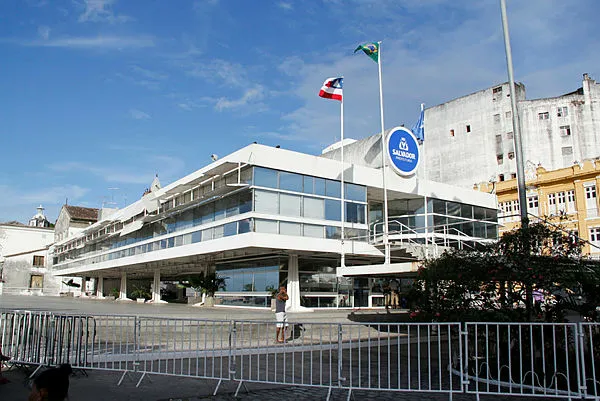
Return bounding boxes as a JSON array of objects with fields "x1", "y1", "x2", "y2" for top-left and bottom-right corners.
[
  {"x1": 134, "y1": 317, "x2": 232, "y2": 381},
  {"x1": 462, "y1": 322, "x2": 581, "y2": 399},
  {"x1": 579, "y1": 322, "x2": 600, "y2": 399}
]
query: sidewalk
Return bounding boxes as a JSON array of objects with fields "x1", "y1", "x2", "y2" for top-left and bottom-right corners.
[{"x1": 0, "y1": 366, "x2": 536, "y2": 400}]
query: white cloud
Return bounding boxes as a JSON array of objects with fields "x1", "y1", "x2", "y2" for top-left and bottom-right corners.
[
  {"x1": 77, "y1": 0, "x2": 132, "y2": 24},
  {"x1": 130, "y1": 65, "x2": 168, "y2": 81},
  {"x1": 12, "y1": 35, "x2": 155, "y2": 50},
  {"x1": 278, "y1": 2, "x2": 293, "y2": 10},
  {"x1": 129, "y1": 109, "x2": 151, "y2": 120},
  {"x1": 215, "y1": 86, "x2": 265, "y2": 111},
  {"x1": 37, "y1": 26, "x2": 50, "y2": 40}
]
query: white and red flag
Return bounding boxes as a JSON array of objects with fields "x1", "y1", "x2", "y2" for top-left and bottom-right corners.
[{"x1": 318, "y1": 77, "x2": 343, "y2": 101}]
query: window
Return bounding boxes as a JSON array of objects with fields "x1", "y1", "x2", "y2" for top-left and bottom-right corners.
[
  {"x1": 303, "y1": 197, "x2": 325, "y2": 219},
  {"x1": 557, "y1": 191, "x2": 566, "y2": 213},
  {"x1": 30, "y1": 275, "x2": 43, "y2": 289},
  {"x1": 511, "y1": 173, "x2": 517, "y2": 179},
  {"x1": 506, "y1": 132, "x2": 513, "y2": 140},
  {"x1": 279, "y1": 172, "x2": 303, "y2": 192},
  {"x1": 493, "y1": 86, "x2": 502, "y2": 101},
  {"x1": 254, "y1": 190, "x2": 279, "y2": 215},
  {"x1": 279, "y1": 193, "x2": 301, "y2": 217},
  {"x1": 280, "y1": 222, "x2": 302, "y2": 236},
  {"x1": 548, "y1": 193, "x2": 557, "y2": 214},
  {"x1": 450, "y1": 129, "x2": 455, "y2": 137},
  {"x1": 508, "y1": 152, "x2": 515, "y2": 160},
  {"x1": 557, "y1": 106, "x2": 568, "y2": 117},
  {"x1": 590, "y1": 227, "x2": 600, "y2": 252},
  {"x1": 505, "y1": 111, "x2": 512, "y2": 119},
  {"x1": 559, "y1": 125, "x2": 571, "y2": 136},
  {"x1": 254, "y1": 167, "x2": 278, "y2": 188},
  {"x1": 538, "y1": 112, "x2": 549, "y2": 120},
  {"x1": 324, "y1": 199, "x2": 341, "y2": 221},
  {"x1": 567, "y1": 190, "x2": 576, "y2": 213},
  {"x1": 494, "y1": 114, "x2": 501, "y2": 123},
  {"x1": 498, "y1": 174, "x2": 505, "y2": 182},
  {"x1": 528, "y1": 195, "x2": 539, "y2": 216},
  {"x1": 496, "y1": 154, "x2": 504, "y2": 165},
  {"x1": 585, "y1": 184, "x2": 598, "y2": 217},
  {"x1": 562, "y1": 146, "x2": 573, "y2": 165},
  {"x1": 33, "y1": 255, "x2": 44, "y2": 266},
  {"x1": 466, "y1": 125, "x2": 471, "y2": 133}
]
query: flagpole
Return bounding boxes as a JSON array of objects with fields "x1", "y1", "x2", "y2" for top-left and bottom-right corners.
[
  {"x1": 377, "y1": 41, "x2": 390, "y2": 266},
  {"x1": 340, "y1": 93, "x2": 346, "y2": 270},
  {"x1": 419, "y1": 103, "x2": 430, "y2": 258}
]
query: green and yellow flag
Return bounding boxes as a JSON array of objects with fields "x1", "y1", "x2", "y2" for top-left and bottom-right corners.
[{"x1": 354, "y1": 42, "x2": 379, "y2": 63}]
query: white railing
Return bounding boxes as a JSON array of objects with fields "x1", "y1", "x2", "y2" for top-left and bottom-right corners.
[{"x1": 4, "y1": 310, "x2": 600, "y2": 400}]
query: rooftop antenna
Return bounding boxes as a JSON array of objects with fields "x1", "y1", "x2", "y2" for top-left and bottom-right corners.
[{"x1": 104, "y1": 187, "x2": 119, "y2": 208}]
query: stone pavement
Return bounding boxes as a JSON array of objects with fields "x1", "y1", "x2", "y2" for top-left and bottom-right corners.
[{"x1": 0, "y1": 367, "x2": 548, "y2": 401}]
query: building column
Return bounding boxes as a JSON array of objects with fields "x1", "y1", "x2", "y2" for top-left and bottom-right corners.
[
  {"x1": 81, "y1": 277, "x2": 88, "y2": 297},
  {"x1": 96, "y1": 275, "x2": 104, "y2": 299},
  {"x1": 118, "y1": 271, "x2": 131, "y2": 301},
  {"x1": 151, "y1": 269, "x2": 167, "y2": 304},
  {"x1": 286, "y1": 254, "x2": 311, "y2": 312}
]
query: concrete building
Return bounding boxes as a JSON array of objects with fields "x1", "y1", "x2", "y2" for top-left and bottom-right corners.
[
  {"x1": 54, "y1": 205, "x2": 99, "y2": 243},
  {"x1": 50, "y1": 139, "x2": 498, "y2": 310},
  {"x1": 0, "y1": 207, "x2": 58, "y2": 295},
  {"x1": 424, "y1": 73, "x2": 600, "y2": 188},
  {"x1": 479, "y1": 159, "x2": 600, "y2": 257}
]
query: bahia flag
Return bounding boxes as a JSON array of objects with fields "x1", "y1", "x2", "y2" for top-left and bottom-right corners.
[
  {"x1": 319, "y1": 77, "x2": 343, "y2": 101},
  {"x1": 354, "y1": 42, "x2": 379, "y2": 63},
  {"x1": 412, "y1": 104, "x2": 425, "y2": 142}
]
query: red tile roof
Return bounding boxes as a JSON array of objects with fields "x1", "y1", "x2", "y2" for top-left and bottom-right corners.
[{"x1": 65, "y1": 205, "x2": 99, "y2": 221}]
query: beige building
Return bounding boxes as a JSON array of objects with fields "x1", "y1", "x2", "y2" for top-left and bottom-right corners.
[{"x1": 479, "y1": 159, "x2": 600, "y2": 256}]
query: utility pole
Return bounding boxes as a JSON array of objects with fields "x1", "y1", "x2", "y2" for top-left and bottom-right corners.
[{"x1": 500, "y1": 0, "x2": 528, "y2": 227}]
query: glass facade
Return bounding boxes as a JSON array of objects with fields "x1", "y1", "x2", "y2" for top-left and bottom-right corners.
[
  {"x1": 53, "y1": 164, "x2": 499, "y2": 309},
  {"x1": 54, "y1": 166, "x2": 369, "y2": 270}
]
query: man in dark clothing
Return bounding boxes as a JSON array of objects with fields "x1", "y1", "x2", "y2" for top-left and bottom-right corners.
[{"x1": 275, "y1": 286, "x2": 289, "y2": 343}]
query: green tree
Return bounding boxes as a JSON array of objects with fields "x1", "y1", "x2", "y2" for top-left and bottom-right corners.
[
  {"x1": 410, "y1": 222, "x2": 600, "y2": 322},
  {"x1": 187, "y1": 271, "x2": 226, "y2": 297}
]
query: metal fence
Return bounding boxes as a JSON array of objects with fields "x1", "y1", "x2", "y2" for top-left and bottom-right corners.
[{"x1": 3, "y1": 310, "x2": 600, "y2": 400}]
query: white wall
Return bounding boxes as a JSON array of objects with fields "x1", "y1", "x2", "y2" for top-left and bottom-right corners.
[{"x1": 0, "y1": 225, "x2": 53, "y2": 256}]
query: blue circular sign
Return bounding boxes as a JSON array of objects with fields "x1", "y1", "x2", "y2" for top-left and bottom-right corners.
[{"x1": 387, "y1": 126, "x2": 420, "y2": 176}]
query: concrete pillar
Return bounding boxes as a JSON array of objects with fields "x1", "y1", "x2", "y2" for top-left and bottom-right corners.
[
  {"x1": 96, "y1": 275, "x2": 104, "y2": 299},
  {"x1": 287, "y1": 254, "x2": 299, "y2": 311},
  {"x1": 118, "y1": 271, "x2": 131, "y2": 301},
  {"x1": 152, "y1": 269, "x2": 167, "y2": 304},
  {"x1": 286, "y1": 254, "x2": 311, "y2": 312},
  {"x1": 81, "y1": 277, "x2": 88, "y2": 297}
]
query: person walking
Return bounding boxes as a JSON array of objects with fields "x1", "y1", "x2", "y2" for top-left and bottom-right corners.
[{"x1": 275, "y1": 286, "x2": 289, "y2": 343}]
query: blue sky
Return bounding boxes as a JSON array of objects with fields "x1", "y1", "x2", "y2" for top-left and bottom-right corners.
[{"x1": 1, "y1": 0, "x2": 599, "y2": 224}]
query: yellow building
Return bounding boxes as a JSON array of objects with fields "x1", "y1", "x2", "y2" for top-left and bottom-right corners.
[{"x1": 478, "y1": 159, "x2": 600, "y2": 257}]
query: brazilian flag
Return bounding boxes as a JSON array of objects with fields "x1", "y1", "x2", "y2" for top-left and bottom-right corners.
[{"x1": 354, "y1": 42, "x2": 379, "y2": 63}]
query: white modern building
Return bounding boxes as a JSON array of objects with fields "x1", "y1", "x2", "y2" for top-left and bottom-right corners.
[
  {"x1": 51, "y1": 138, "x2": 498, "y2": 310},
  {"x1": 424, "y1": 73, "x2": 600, "y2": 188}
]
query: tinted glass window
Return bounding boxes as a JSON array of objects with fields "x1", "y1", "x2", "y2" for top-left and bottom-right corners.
[
  {"x1": 303, "y1": 176, "x2": 314, "y2": 194},
  {"x1": 326, "y1": 179, "x2": 341, "y2": 198},
  {"x1": 344, "y1": 183, "x2": 366, "y2": 202},
  {"x1": 279, "y1": 172, "x2": 303, "y2": 192},
  {"x1": 325, "y1": 199, "x2": 341, "y2": 221},
  {"x1": 314, "y1": 178, "x2": 326, "y2": 196},
  {"x1": 254, "y1": 167, "x2": 278, "y2": 188}
]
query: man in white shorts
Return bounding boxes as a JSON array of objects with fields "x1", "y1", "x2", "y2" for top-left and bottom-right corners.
[{"x1": 275, "y1": 286, "x2": 289, "y2": 343}]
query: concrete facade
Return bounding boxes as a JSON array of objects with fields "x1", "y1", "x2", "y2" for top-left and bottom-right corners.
[
  {"x1": 0, "y1": 223, "x2": 61, "y2": 295},
  {"x1": 423, "y1": 74, "x2": 600, "y2": 188}
]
